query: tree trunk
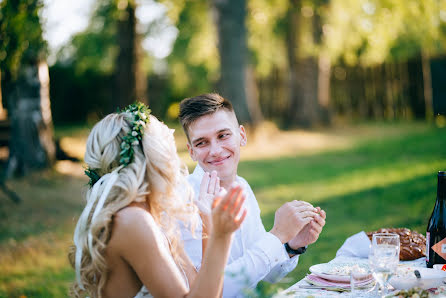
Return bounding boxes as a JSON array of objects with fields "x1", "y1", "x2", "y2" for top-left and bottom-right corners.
[
  {"x1": 5, "y1": 61, "x2": 55, "y2": 178},
  {"x1": 317, "y1": 53, "x2": 331, "y2": 124},
  {"x1": 212, "y1": 0, "x2": 260, "y2": 125},
  {"x1": 407, "y1": 55, "x2": 426, "y2": 119},
  {"x1": 245, "y1": 65, "x2": 263, "y2": 126},
  {"x1": 0, "y1": 70, "x2": 6, "y2": 120},
  {"x1": 421, "y1": 50, "x2": 433, "y2": 120},
  {"x1": 115, "y1": 0, "x2": 145, "y2": 109},
  {"x1": 285, "y1": 0, "x2": 323, "y2": 128}
]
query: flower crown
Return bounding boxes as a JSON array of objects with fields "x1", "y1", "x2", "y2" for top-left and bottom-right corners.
[{"x1": 85, "y1": 102, "x2": 151, "y2": 187}]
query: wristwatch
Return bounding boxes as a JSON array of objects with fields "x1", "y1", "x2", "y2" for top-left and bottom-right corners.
[{"x1": 284, "y1": 243, "x2": 307, "y2": 255}]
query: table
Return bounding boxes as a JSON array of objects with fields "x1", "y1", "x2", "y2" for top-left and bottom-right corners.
[{"x1": 275, "y1": 256, "x2": 427, "y2": 298}]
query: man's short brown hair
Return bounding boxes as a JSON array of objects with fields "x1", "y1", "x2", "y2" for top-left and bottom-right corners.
[{"x1": 179, "y1": 93, "x2": 235, "y2": 141}]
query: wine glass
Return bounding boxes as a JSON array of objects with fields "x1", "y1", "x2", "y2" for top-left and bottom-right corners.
[{"x1": 369, "y1": 233, "x2": 400, "y2": 297}]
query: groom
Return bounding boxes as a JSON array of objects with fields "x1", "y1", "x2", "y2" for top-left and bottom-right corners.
[{"x1": 179, "y1": 93, "x2": 326, "y2": 297}]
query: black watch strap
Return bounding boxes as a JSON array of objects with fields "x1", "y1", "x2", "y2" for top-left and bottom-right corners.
[{"x1": 284, "y1": 243, "x2": 307, "y2": 255}]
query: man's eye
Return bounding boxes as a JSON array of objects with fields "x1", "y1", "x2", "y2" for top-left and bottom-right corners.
[
  {"x1": 219, "y1": 133, "x2": 230, "y2": 139},
  {"x1": 195, "y1": 141, "x2": 205, "y2": 147}
]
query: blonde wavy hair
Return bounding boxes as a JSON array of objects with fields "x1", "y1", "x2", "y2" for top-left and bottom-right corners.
[{"x1": 69, "y1": 112, "x2": 198, "y2": 297}]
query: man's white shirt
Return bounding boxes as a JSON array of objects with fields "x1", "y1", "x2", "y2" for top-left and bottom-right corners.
[{"x1": 180, "y1": 165, "x2": 299, "y2": 297}]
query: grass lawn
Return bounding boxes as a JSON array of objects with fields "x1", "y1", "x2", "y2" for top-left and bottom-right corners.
[{"x1": 0, "y1": 121, "x2": 444, "y2": 297}]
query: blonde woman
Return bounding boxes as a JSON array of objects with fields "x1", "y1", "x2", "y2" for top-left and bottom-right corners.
[{"x1": 69, "y1": 103, "x2": 247, "y2": 298}]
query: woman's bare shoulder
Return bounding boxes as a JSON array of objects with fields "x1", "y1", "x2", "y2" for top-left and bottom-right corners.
[{"x1": 111, "y1": 206, "x2": 159, "y2": 247}]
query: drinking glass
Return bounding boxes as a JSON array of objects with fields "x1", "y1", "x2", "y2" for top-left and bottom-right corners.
[
  {"x1": 369, "y1": 233, "x2": 400, "y2": 297},
  {"x1": 350, "y1": 265, "x2": 374, "y2": 297}
]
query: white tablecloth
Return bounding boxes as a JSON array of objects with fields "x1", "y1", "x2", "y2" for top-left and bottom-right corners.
[{"x1": 275, "y1": 256, "x2": 427, "y2": 298}]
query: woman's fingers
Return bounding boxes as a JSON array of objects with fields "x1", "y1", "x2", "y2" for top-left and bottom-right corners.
[
  {"x1": 213, "y1": 186, "x2": 238, "y2": 210},
  {"x1": 231, "y1": 193, "x2": 246, "y2": 216},
  {"x1": 224, "y1": 186, "x2": 241, "y2": 211},
  {"x1": 234, "y1": 209, "x2": 247, "y2": 226},
  {"x1": 212, "y1": 195, "x2": 222, "y2": 210},
  {"x1": 212, "y1": 185, "x2": 244, "y2": 216}
]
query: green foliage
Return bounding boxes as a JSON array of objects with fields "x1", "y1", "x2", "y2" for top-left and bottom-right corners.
[
  {"x1": 324, "y1": 0, "x2": 446, "y2": 65},
  {"x1": 247, "y1": 0, "x2": 288, "y2": 78},
  {"x1": 56, "y1": 0, "x2": 119, "y2": 75},
  {"x1": 166, "y1": 0, "x2": 218, "y2": 97},
  {"x1": 0, "y1": 0, "x2": 47, "y2": 79}
]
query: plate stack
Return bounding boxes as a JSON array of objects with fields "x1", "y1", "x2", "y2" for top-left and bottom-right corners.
[{"x1": 303, "y1": 262, "x2": 374, "y2": 292}]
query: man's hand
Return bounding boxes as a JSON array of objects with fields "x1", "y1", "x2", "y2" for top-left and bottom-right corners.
[
  {"x1": 269, "y1": 201, "x2": 319, "y2": 244},
  {"x1": 196, "y1": 170, "x2": 225, "y2": 215},
  {"x1": 287, "y1": 207, "x2": 326, "y2": 250}
]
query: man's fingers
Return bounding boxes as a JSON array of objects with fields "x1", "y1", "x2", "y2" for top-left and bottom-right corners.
[
  {"x1": 298, "y1": 211, "x2": 318, "y2": 219},
  {"x1": 208, "y1": 170, "x2": 218, "y2": 194},
  {"x1": 290, "y1": 200, "x2": 314, "y2": 209},
  {"x1": 309, "y1": 222, "x2": 323, "y2": 237},
  {"x1": 215, "y1": 177, "x2": 221, "y2": 194},
  {"x1": 293, "y1": 204, "x2": 318, "y2": 213},
  {"x1": 319, "y1": 209, "x2": 326, "y2": 219},
  {"x1": 313, "y1": 214, "x2": 326, "y2": 227},
  {"x1": 200, "y1": 172, "x2": 211, "y2": 196}
]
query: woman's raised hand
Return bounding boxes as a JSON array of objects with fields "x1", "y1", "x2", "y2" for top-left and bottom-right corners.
[{"x1": 211, "y1": 185, "x2": 247, "y2": 237}]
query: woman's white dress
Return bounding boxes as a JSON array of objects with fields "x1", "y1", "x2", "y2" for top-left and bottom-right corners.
[{"x1": 133, "y1": 286, "x2": 153, "y2": 298}]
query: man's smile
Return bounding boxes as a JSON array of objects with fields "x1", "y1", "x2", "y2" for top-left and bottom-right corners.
[{"x1": 208, "y1": 156, "x2": 231, "y2": 166}]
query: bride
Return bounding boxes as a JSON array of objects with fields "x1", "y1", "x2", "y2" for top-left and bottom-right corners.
[{"x1": 69, "y1": 103, "x2": 247, "y2": 298}]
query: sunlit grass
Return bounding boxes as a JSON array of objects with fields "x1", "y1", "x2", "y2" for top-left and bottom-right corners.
[{"x1": 0, "y1": 121, "x2": 444, "y2": 297}]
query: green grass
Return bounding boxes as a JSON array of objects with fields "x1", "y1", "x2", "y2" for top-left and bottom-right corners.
[
  {"x1": 0, "y1": 121, "x2": 444, "y2": 297},
  {"x1": 241, "y1": 123, "x2": 446, "y2": 295}
]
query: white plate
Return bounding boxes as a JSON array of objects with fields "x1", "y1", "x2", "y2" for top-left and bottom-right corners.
[
  {"x1": 389, "y1": 267, "x2": 446, "y2": 290},
  {"x1": 309, "y1": 262, "x2": 370, "y2": 282}
]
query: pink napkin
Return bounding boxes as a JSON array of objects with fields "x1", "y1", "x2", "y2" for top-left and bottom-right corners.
[{"x1": 305, "y1": 273, "x2": 373, "y2": 290}]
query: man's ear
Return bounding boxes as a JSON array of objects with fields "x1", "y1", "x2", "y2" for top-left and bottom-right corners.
[
  {"x1": 187, "y1": 143, "x2": 197, "y2": 161},
  {"x1": 239, "y1": 125, "x2": 247, "y2": 147}
]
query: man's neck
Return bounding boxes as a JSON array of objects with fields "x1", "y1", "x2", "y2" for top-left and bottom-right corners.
[{"x1": 220, "y1": 175, "x2": 236, "y2": 191}]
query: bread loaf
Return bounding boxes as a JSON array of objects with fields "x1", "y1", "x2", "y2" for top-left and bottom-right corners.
[{"x1": 366, "y1": 228, "x2": 426, "y2": 261}]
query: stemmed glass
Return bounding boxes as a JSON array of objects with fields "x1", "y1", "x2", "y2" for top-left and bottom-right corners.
[{"x1": 369, "y1": 233, "x2": 400, "y2": 297}]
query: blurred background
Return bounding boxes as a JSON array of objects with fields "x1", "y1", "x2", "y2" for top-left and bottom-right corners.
[{"x1": 0, "y1": 0, "x2": 445, "y2": 297}]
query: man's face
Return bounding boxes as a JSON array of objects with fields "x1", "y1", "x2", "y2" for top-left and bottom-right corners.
[{"x1": 186, "y1": 110, "x2": 246, "y2": 185}]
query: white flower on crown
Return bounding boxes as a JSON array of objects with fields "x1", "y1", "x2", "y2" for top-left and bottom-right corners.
[{"x1": 132, "y1": 131, "x2": 138, "y2": 137}]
